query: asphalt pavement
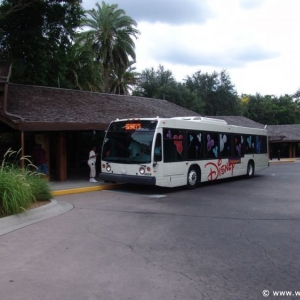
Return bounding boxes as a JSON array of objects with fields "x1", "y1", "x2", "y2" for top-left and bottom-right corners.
[
  {"x1": 1, "y1": 160, "x2": 300, "y2": 300},
  {"x1": 0, "y1": 158, "x2": 300, "y2": 300}
]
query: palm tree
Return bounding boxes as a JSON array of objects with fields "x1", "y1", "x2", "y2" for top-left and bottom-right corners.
[
  {"x1": 109, "y1": 61, "x2": 140, "y2": 95},
  {"x1": 64, "y1": 39, "x2": 104, "y2": 92},
  {"x1": 79, "y1": 1, "x2": 140, "y2": 92}
]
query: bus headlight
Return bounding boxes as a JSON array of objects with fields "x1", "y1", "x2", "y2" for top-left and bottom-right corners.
[
  {"x1": 139, "y1": 167, "x2": 145, "y2": 175},
  {"x1": 106, "y1": 164, "x2": 111, "y2": 172}
]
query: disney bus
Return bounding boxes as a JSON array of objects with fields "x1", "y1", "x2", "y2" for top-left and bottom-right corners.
[{"x1": 99, "y1": 116, "x2": 269, "y2": 188}]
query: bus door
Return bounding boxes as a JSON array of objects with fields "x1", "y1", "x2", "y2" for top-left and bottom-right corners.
[{"x1": 162, "y1": 129, "x2": 186, "y2": 185}]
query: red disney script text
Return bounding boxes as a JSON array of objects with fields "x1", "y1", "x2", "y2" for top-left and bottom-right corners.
[{"x1": 205, "y1": 159, "x2": 235, "y2": 181}]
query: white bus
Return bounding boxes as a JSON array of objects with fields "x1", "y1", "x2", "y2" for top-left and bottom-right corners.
[{"x1": 99, "y1": 117, "x2": 269, "y2": 188}]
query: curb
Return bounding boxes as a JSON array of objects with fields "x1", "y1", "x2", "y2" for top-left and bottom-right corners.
[
  {"x1": 0, "y1": 200, "x2": 73, "y2": 236},
  {"x1": 51, "y1": 183, "x2": 124, "y2": 196},
  {"x1": 269, "y1": 159, "x2": 297, "y2": 164}
]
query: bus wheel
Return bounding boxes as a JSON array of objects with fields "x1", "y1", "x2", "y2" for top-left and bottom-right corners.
[
  {"x1": 247, "y1": 161, "x2": 255, "y2": 178},
  {"x1": 187, "y1": 167, "x2": 199, "y2": 189}
]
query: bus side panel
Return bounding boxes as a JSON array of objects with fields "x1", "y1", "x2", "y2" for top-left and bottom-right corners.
[
  {"x1": 252, "y1": 154, "x2": 269, "y2": 171},
  {"x1": 163, "y1": 162, "x2": 187, "y2": 187}
]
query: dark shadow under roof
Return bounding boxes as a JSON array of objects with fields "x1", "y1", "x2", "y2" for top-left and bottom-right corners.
[{"x1": 0, "y1": 61, "x2": 11, "y2": 82}]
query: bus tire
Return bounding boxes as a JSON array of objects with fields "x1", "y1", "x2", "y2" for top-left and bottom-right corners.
[
  {"x1": 187, "y1": 166, "x2": 200, "y2": 189},
  {"x1": 246, "y1": 161, "x2": 255, "y2": 178}
]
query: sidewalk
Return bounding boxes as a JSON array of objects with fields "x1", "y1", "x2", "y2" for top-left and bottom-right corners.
[{"x1": 269, "y1": 158, "x2": 300, "y2": 164}]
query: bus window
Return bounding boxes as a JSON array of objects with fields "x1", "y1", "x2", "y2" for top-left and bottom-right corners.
[
  {"x1": 154, "y1": 133, "x2": 162, "y2": 161},
  {"x1": 233, "y1": 135, "x2": 244, "y2": 157},
  {"x1": 260, "y1": 136, "x2": 268, "y2": 154},
  {"x1": 102, "y1": 124, "x2": 154, "y2": 163},
  {"x1": 163, "y1": 128, "x2": 184, "y2": 162},
  {"x1": 205, "y1": 132, "x2": 219, "y2": 159},
  {"x1": 255, "y1": 136, "x2": 261, "y2": 153},
  {"x1": 219, "y1": 133, "x2": 231, "y2": 158},
  {"x1": 187, "y1": 131, "x2": 203, "y2": 160},
  {"x1": 102, "y1": 132, "x2": 129, "y2": 160},
  {"x1": 245, "y1": 135, "x2": 255, "y2": 154},
  {"x1": 128, "y1": 139, "x2": 141, "y2": 157}
]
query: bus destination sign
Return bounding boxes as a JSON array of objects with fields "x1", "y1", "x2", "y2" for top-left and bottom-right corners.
[{"x1": 125, "y1": 123, "x2": 142, "y2": 130}]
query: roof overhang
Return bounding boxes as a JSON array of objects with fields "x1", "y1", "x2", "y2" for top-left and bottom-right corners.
[
  {"x1": 0, "y1": 114, "x2": 20, "y2": 130},
  {"x1": 0, "y1": 116, "x2": 109, "y2": 131},
  {"x1": 269, "y1": 139, "x2": 300, "y2": 143},
  {"x1": 17, "y1": 122, "x2": 109, "y2": 131}
]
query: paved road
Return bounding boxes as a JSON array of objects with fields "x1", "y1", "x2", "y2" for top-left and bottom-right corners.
[{"x1": 0, "y1": 163, "x2": 300, "y2": 300}]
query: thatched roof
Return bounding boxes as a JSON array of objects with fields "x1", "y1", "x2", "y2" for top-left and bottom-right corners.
[
  {"x1": 207, "y1": 116, "x2": 264, "y2": 129},
  {"x1": 0, "y1": 84, "x2": 201, "y2": 131},
  {"x1": 267, "y1": 124, "x2": 300, "y2": 142},
  {"x1": 0, "y1": 71, "x2": 299, "y2": 143}
]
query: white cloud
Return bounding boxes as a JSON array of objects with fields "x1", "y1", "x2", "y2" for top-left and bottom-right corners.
[
  {"x1": 84, "y1": 0, "x2": 213, "y2": 24},
  {"x1": 82, "y1": 0, "x2": 300, "y2": 96},
  {"x1": 239, "y1": 0, "x2": 264, "y2": 9}
]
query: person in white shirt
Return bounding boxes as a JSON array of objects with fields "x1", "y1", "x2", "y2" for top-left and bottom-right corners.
[{"x1": 88, "y1": 146, "x2": 98, "y2": 182}]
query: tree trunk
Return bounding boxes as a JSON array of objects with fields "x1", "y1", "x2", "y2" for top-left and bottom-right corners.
[{"x1": 103, "y1": 64, "x2": 110, "y2": 93}]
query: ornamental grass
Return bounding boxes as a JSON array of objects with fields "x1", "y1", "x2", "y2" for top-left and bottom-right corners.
[{"x1": 0, "y1": 149, "x2": 52, "y2": 217}]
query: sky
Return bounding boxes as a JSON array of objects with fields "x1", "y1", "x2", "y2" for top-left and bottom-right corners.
[{"x1": 82, "y1": 0, "x2": 300, "y2": 97}]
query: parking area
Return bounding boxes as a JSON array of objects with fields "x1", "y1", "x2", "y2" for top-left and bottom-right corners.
[{"x1": 0, "y1": 162, "x2": 299, "y2": 300}]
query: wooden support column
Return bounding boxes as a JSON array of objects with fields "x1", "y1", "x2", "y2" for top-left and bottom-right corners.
[
  {"x1": 56, "y1": 131, "x2": 67, "y2": 181},
  {"x1": 74, "y1": 132, "x2": 80, "y2": 170},
  {"x1": 43, "y1": 132, "x2": 50, "y2": 171},
  {"x1": 289, "y1": 143, "x2": 296, "y2": 158}
]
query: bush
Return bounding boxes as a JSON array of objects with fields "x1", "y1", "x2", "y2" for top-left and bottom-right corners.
[{"x1": 0, "y1": 149, "x2": 52, "y2": 217}]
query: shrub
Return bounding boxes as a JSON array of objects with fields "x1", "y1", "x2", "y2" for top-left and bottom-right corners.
[{"x1": 0, "y1": 149, "x2": 52, "y2": 217}]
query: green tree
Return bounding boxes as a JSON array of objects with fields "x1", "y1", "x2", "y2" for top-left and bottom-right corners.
[
  {"x1": 79, "y1": 1, "x2": 140, "y2": 92},
  {"x1": 292, "y1": 89, "x2": 300, "y2": 123},
  {"x1": 242, "y1": 93, "x2": 270, "y2": 124},
  {"x1": 133, "y1": 65, "x2": 203, "y2": 114},
  {"x1": 292, "y1": 89, "x2": 300, "y2": 104},
  {"x1": 109, "y1": 61, "x2": 139, "y2": 95},
  {"x1": 185, "y1": 70, "x2": 240, "y2": 116},
  {"x1": 133, "y1": 67, "x2": 160, "y2": 98},
  {"x1": 64, "y1": 39, "x2": 104, "y2": 91},
  {"x1": 275, "y1": 95, "x2": 300, "y2": 124},
  {"x1": 0, "y1": 0, "x2": 84, "y2": 86},
  {"x1": 133, "y1": 65, "x2": 179, "y2": 100},
  {"x1": 242, "y1": 93, "x2": 300, "y2": 125},
  {"x1": 0, "y1": 0, "x2": 40, "y2": 17}
]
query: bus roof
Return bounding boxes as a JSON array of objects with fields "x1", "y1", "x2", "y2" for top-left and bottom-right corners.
[
  {"x1": 113, "y1": 116, "x2": 227, "y2": 124},
  {"x1": 111, "y1": 116, "x2": 267, "y2": 135}
]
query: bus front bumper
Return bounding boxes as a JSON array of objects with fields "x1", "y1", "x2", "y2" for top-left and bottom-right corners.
[{"x1": 99, "y1": 173, "x2": 156, "y2": 185}]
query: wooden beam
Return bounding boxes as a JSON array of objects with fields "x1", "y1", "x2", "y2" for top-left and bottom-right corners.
[{"x1": 56, "y1": 132, "x2": 67, "y2": 181}]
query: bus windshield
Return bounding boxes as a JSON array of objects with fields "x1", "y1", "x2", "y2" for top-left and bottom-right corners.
[{"x1": 102, "y1": 120, "x2": 157, "y2": 164}]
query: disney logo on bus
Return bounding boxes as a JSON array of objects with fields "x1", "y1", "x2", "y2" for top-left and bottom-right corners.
[{"x1": 205, "y1": 159, "x2": 236, "y2": 181}]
